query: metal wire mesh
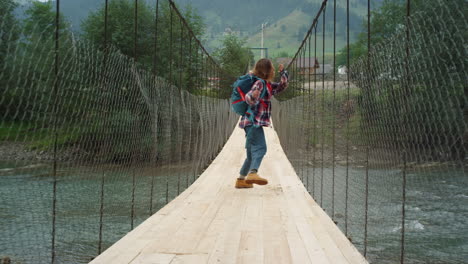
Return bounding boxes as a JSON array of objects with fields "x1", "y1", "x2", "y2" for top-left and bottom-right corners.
[
  {"x1": 273, "y1": 0, "x2": 467, "y2": 263},
  {"x1": 0, "y1": 0, "x2": 236, "y2": 263}
]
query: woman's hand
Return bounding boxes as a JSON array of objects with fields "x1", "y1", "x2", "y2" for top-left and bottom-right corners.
[
  {"x1": 278, "y1": 64, "x2": 284, "y2": 72},
  {"x1": 252, "y1": 90, "x2": 260, "y2": 98}
]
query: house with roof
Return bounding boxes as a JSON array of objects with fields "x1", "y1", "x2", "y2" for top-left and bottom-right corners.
[
  {"x1": 338, "y1": 65, "x2": 348, "y2": 75},
  {"x1": 315, "y1": 64, "x2": 334, "y2": 75},
  {"x1": 294, "y1": 57, "x2": 320, "y2": 75},
  {"x1": 275, "y1": 57, "x2": 293, "y2": 66},
  {"x1": 275, "y1": 57, "x2": 333, "y2": 75}
]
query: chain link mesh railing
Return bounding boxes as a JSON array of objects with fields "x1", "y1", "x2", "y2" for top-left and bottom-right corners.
[
  {"x1": 273, "y1": 0, "x2": 467, "y2": 263},
  {"x1": 0, "y1": 0, "x2": 237, "y2": 263}
]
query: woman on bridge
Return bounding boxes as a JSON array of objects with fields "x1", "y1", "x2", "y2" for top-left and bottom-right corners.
[{"x1": 236, "y1": 58, "x2": 289, "y2": 188}]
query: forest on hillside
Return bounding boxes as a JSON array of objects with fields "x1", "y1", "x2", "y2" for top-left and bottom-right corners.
[
  {"x1": 2, "y1": 0, "x2": 224, "y2": 162},
  {"x1": 12, "y1": 0, "x2": 383, "y2": 53},
  {"x1": 177, "y1": 0, "x2": 383, "y2": 35}
]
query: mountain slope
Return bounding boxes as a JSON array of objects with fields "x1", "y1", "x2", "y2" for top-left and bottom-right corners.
[
  {"x1": 245, "y1": 2, "x2": 366, "y2": 59},
  {"x1": 179, "y1": 0, "x2": 382, "y2": 55}
]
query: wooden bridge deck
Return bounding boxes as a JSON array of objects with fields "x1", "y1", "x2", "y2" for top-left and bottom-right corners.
[{"x1": 91, "y1": 126, "x2": 368, "y2": 264}]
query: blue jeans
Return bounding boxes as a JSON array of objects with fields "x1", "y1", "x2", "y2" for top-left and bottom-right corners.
[{"x1": 240, "y1": 126, "x2": 267, "y2": 176}]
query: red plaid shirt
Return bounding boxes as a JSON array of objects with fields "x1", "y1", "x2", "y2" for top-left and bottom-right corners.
[{"x1": 239, "y1": 72, "x2": 288, "y2": 128}]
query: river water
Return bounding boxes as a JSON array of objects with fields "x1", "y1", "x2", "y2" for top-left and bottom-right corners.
[
  {"x1": 0, "y1": 161, "x2": 467, "y2": 263},
  {"x1": 303, "y1": 165, "x2": 468, "y2": 264}
]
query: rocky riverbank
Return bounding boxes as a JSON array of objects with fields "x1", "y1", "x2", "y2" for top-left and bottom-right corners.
[
  {"x1": 0, "y1": 142, "x2": 52, "y2": 161},
  {"x1": 0, "y1": 141, "x2": 80, "y2": 162}
]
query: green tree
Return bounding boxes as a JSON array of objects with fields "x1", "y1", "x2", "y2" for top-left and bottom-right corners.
[
  {"x1": 335, "y1": 0, "x2": 406, "y2": 68},
  {"x1": 0, "y1": 0, "x2": 19, "y2": 76},
  {"x1": 212, "y1": 34, "x2": 252, "y2": 98},
  {"x1": 21, "y1": 1, "x2": 71, "y2": 74},
  {"x1": 23, "y1": 1, "x2": 70, "y2": 40},
  {"x1": 335, "y1": 0, "x2": 456, "y2": 68},
  {"x1": 81, "y1": 0, "x2": 154, "y2": 63},
  {"x1": 1, "y1": 1, "x2": 72, "y2": 122},
  {"x1": 0, "y1": 0, "x2": 20, "y2": 119},
  {"x1": 81, "y1": 0, "x2": 205, "y2": 81},
  {"x1": 0, "y1": 0, "x2": 19, "y2": 68},
  {"x1": 335, "y1": 41, "x2": 367, "y2": 69},
  {"x1": 213, "y1": 34, "x2": 253, "y2": 77},
  {"x1": 347, "y1": 0, "x2": 467, "y2": 160},
  {"x1": 275, "y1": 51, "x2": 290, "y2": 58}
]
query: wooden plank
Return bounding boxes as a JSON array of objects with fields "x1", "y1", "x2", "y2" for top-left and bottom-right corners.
[
  {"x1": 195, "y1": 218, "x2": 224, "y2": 253},
  {"x1": 285, "y1": 225, "x2": 313, "y2": 264},
  {"x1": 207, "y1": 231, "x2": 242, "y2": 264},
  {"x1": 207, "y1": 191, "x2": 246, "y2": 264},
  {"x1": 91, "y1": 239, "x2": 153, "y2": 264},
  {"x1": 304, "y1": 197, "x2": 368, "y2": 264},
  {"x1": 263, "y1": 216, "x2": 293, "y2": 264},
  {"x1": 236, "y1": 231, "x2": 264, "y2": 264},
  {"x1": 170, "y1": 254, "x2": 209, "y2": 264},
  {"x1": 130, "y1": 253, "x2": 175, "y2": 264}
]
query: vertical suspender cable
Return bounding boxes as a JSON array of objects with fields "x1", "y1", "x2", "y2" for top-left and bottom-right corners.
[
  {"x1": 149, "y1": 0, "x2": 160, "y2": 216},
  {"x1": 320, "y1": 5, "x2": 326, "y2": 208},
  {"x1": 179, "y1": 21, "x2": 184, "y2": 90},
  {"x1": 153, "y1": 0, "x2": 159, "y2": 75},
  {"x1": 401, "y1": 0, "x2": 411, "y2": 262},
  {"x1": 302, "y1": 49, "x2": 306, "y2": 184},
  {"x1": 166, "y1": 0, "x2": 173, "y2": 205},
  {"x1": 177, "y1": 20, "x2": 184, "y2": 195},
  {"x1": 186, "y1": 39, "x2": 192, "y2": 187},
  {"x1": 313, "y1": 25, "x2": 317, "y2": 199},
  {"x1": 302, "y1": 48, "x2": 306, "y2": 183},
  {"x1": 188, "y1": 36, "x2": 192, "y2": 90},
  {"x1": 307, "y1": 37, "x2": 312, "y2": 192},
  {"x1": 401, "y1": 151, "x2": 407, "y2": 263},
  {"x1": 130, "y1": 0, "x2": 139, "y2": 231},
  {"x1": 345, "y1": 0, "x2": 350, "y2": 237},
  {"x1": 98, "y1": 0, "x2": 110, "y2": 253},
  {"x1": 364, "y1": 146, "x2": 369, "y2": 256},
  {"x1": 51, "y1": 0, "x2": 60, "y2": 262},
  {"x1": 363, "y1": 0, "x2": 371, "y2": 256},
  {"x1": 169, "y1": 1, "x2": 173, "y2": 85},
  {"x1": 332, "y1": 0, "x2": 337, "y2": 223}
]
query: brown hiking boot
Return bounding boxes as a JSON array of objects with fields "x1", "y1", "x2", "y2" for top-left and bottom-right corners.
[
  {"x1": 235, "y1": 178, "x2": 253, "y2": 189},
  {"x1": 235, "y1": 178, "x2": 253, "y2": 188},
  {"x1": 245, "y1": 172, "x2": 268, "y2": 185}
]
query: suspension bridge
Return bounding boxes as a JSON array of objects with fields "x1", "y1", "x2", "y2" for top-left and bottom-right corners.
[
  {"x1": 90, "y1": 126, "x2": 367, "y2": 264},
  {"x1": 0, "y1": 0, "x2": 466, "y2": 264}
]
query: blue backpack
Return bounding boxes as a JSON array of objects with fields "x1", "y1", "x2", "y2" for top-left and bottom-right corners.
[{"x1": 230, "y1": 74, "x2": 267, "y2": 118}]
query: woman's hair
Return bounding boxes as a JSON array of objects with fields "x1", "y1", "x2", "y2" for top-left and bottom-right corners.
[{"x1": 252, "y1": 58, "x2": 275, "y2": 82}]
